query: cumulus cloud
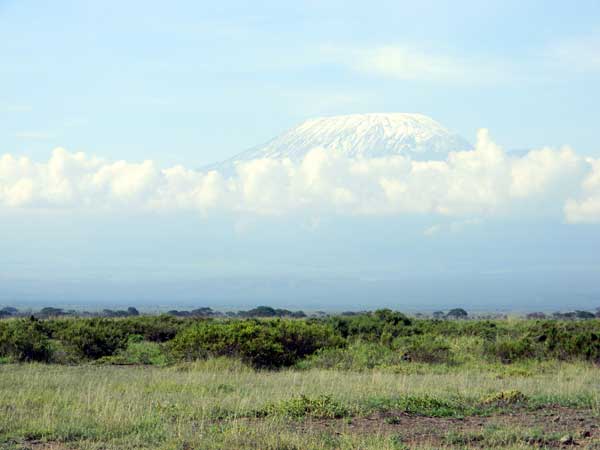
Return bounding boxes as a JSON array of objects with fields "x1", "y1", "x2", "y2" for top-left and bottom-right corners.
[
  {"x1": 0, "y1": 131, "x2": 599, "y2": 223},
  {"x1": 564, "y1": 159, "x2": 600, "y2": 223}
]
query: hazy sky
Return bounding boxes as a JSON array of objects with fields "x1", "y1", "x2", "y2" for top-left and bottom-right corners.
[
  {"x1": 1, "y1": 1, "x2": 599, "y2": 309},
  {"x1": 2, "y1": 0, "x2": 600, "y2": 166}
]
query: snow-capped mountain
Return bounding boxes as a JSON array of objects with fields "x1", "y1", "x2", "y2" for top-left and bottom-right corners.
[{"x1": 213, "y1": 113, "x2": 472, "y2": 170}]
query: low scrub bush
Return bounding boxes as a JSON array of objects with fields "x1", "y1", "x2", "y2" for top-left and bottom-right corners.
[
  {"x1": 533, "y1": 322, "x2": 600, "y2": 362},
  {"x1": 170, "y1": 319, "x2": 343, "y2": 368},
  {"x1": 1, "y1": 313, "x2": 599, "y2": 368},
  {"x1": 0, "y1": 318, "x2": 52, "y2": 362},
  {"x1": 97, "y1": 335, "x2": 169, "y2": 365},
  {"x1": 481, "y1": 390, "x2": 528, "y2": 406},
  {"x1": 484, "y1": 321, "x2": 600, "y2": 363},
  {"x1": 54, "y1": 319, "x2": 129, "y2": 360},
  {"x1": 327, "y1": 309, "x2": 411, "y2": 342},
  {"x1": 117, "y1": 315, "x2": 184, "y2": 342},
  {"x1": 365, "y1": 394, "x2": 468, "y2": 417},
  {"x1": 259, "y1": 394, "x2": 349, "y2": 419},
  {"x1": 485, "y1": 337, "x2": 538, "y2": 363},
  {"x1": 297, "y1": 341, "x2": 405, "y2": 370},
  {"x1": 393, "y1": 335, "x2": 453, "y2": 364}
]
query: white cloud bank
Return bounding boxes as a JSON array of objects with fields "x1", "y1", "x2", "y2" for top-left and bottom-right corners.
[{"x1": 1, "y1": 130, "x2": 599, "y2": 223}]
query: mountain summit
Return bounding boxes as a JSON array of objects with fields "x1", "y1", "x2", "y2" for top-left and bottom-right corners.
[{"x1": 216, "y1": 113, "x2": 471, "y2": 170}]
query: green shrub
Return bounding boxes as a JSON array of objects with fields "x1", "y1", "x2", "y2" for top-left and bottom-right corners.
[
  {"x1": 481, "y1": 390, "x2": 528, "y2": 406},
  {"x1": 97, "y1": 335, "x2": 168, "y2": 366},
  {"x1": 393, "y1": 335, "x2": 453, "y2": 364},
  {"x1": 366, "y1": 394, "x2": 467, "y2": 417},
  {"x1": 117, "y1": 315, "x2": 184, "y2": 342},
  {"x1": 0, "y1": 318, "x2": 52, "y2": 362},
  {"x1": 55, "y1": 319, "x2": 128, "y2": 360},
  {"x1": 169, "y1": 319, "x2": 343, "y2": 368},
  {"x1": 2, "y1": 314, "x2": 599, "y2": 368},
  {"x1": 259, "y1": 394, "x2": 349, "y2": 419},
  {"x1": 327, "y1": 309, "x2": 411, "y2": 342},
  {"x1": 298, "y1": 341, "x2": 404, "y2": 370},
  {"x1": 533, "y1": 322, "x2": 600, "y2": 362},
  {"x1": 485, "y1": 337, "x2": 537, "y2": 363}
]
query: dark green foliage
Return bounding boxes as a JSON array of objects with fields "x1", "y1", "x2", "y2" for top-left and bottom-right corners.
[
  {"x1": 484, "y1": 321, "x2": 600, "y2": 363},
  {"x1": 117, "y1": 315, "x2": 184, "y2": 342},
  {"x1": 167, "y1": 307, "x2": 221, "y2": 317},
  {"x1": 0, "y1": 306, "x2": 18, "y2": 317},
  {"x1": 533, "y1": 321, "x2": 600, "y2": 362},
  {"x1": 0, "y1": 318, "x2": 52, "y2": 362},
  {"x1": 38, "y1": 307, "x2": 66, "y2": 317},
  {"x1": 393, "y1": 335, "x2": 453, "y2": 364},
  {"x1": 485, "y1": 338, "x2": 537, "y2": 363},
  {"x1": 170, "y1": 319, "x2": 343, "y2": 368},
  {"x1": 102, "y1": 309, "x2": 136, "y2": 318},
  {"x1": 297, "y1": 342, "x2": 406, "y2": 370},
  {"x1": 327, "y1": 309, "x2": 411, "y2": 342},
  {"x1": 237, "y1": 306, "x2": 306, "y2": 318},
  {"x1": 49, "y1": 315, "x2": 185, "y2": 360},
  {"x1": 54, "y1": 319, "x2": 129, "y2": 359},
  {"x1": 97, "y1": 335, "x2": 168, "y2": 366},
  {"x1": 526, "y1": 312, "x2": 546, "y2": 319},
  {"x1": 0, "y1": 311, "x2": 598, "y2": 367},
  {"x1": 446, "y1": 308, "x2": 468, "y2": 319},
  {"x1": 574, "y1": 310, "x2": 596, "y2": 319},
  {"x1": 411, "y1": 318, "x2": 501, "y2": 341},
  {"x1": 365, "y1": 394, "x2": 470, "y2": 417}
]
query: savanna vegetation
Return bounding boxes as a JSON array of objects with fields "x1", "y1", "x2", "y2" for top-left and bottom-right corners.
[{"x1": 0, "y1": 309, "x2": 599, "y2": 449}]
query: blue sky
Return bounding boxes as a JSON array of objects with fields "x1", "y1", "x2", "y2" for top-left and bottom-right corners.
[
  {"x1": 2, "y1": 0, "x2": 600, "y2": 166},
  {"x1": 1, "y1": 1, "x2": 600, "y2": 310}
]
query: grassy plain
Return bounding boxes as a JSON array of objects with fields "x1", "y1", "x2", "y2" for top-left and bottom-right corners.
[{"x1": 1, "y1": 358, "x2": 599, "y2": 449}]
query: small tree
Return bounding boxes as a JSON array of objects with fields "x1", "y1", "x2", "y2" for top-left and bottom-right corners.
[
  {"x1": 574, "y1": 310, "x2": 595, "y2": 320},
  {"x1": 526, "y1": 312, "x2": 546, "y2": 319},
  {"x1": 446, "y1": 308, "x2": 468, "y2": 319},
  {"x1": 38, "y1": 307, "x2": 65, "y2": 317},
  {"x1": 0, "y1": 307, "x2": 18, "y2": 317}
]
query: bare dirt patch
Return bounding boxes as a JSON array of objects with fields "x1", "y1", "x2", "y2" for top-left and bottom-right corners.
[{"x1": 293, "y1": 407, "x2": 600, "y2": 448}]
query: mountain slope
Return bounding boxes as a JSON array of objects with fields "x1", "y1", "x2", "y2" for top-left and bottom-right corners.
[{"x1": 214, "y1": 113, "x2": 472, "y2": 170}]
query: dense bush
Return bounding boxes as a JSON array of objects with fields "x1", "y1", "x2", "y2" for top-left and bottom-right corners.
[
  {"x1": 484, "y1": 321, "x2": 600, "y2": 363},
  {"x1": 393, "y1": 335, "x2": 453, "y2": 364},
  {"x1": 0, "y1": 312, "x2": 598, "y2": 367},
  {"x1": 327, "y1": 309, "x2": 411, "y2": 342},
  {"x1": 0, "y1": 318, "x2": 52, "y2": 362},
  {"x1": 259, "y1": 394, "x2": 349, "y2": 419},
  {"x1": 54, "y1": 319, "x2": 129, "y2": 360},
  {"x1": 485, "y1": 337, "x2": 537, "y2": 363},
  {"x1": 298, "y1": 341, "x2": 406, "y2": 370},
  {"x1": 530, "y1": 321, "x2": 600, "y2": 362},
  {"x1": 170, "y1": 319, "x2": 343, "y2": 368},
  {"x1": 411, "y1": 319, "x2": 503, "y2": 341},
  {"x1": 117, "y1": 315, "x2": 184, "y2": 342},
  {"x1": 97, "y1": 335, "x2": 168, "y2": 366},
  {"x1": 45, "y1": 315, "x2": 185, "y2": 360}
]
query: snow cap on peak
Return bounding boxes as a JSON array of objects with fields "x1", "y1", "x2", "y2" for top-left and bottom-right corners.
[{"x1": 220, "y1": 113, "x2": 472, "y2": 169}]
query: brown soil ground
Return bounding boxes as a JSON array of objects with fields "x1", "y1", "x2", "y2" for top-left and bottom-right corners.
[{"x1": 295, "y1": 406, "x2": 600, "y2": 448}]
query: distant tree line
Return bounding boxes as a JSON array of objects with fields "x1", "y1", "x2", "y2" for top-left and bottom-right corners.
[{"x1": 1, "y1": 305, "x2": 599, "y2": 320}]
